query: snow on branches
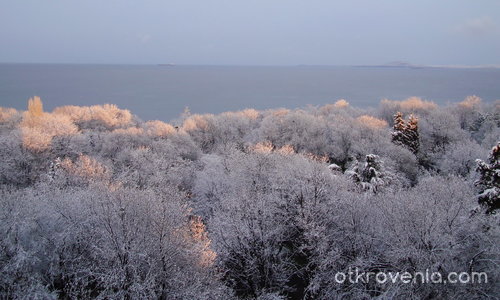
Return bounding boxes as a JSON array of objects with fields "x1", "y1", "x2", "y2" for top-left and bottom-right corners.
[
  {"x1": 391, "y1": 112, "x2": 419, "y2": 154},
  {"x1": 345, "y1": 154, "x2": 396, "y2": 193},
  {"x1": 475, "y1": 142, "x2": 500, "y2": 213}
]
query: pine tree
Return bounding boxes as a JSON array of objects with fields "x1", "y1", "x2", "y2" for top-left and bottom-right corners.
[
  {"x1": 346, "y1": 154, "x2": 394, "y2": 193},
  {"x1": 391, "y1": 112, "x2": 406, "y2": 146},
  {"x1": 406, "y1": 114, "x2": 420, "y2": 154},
  {"x1": 475, "y1": 142, "x2": 500, "y2": 213},
  {"x1": 391, "y1": 112, "x2": 419, "y2": 154}
]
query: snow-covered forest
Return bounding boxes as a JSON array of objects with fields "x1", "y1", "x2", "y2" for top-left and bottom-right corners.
[{"x1": 0, "y1": 96, "x2": 499, "y2": 299}]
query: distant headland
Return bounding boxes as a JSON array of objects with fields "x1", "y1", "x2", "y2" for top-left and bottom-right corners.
[{"x1": 355, "y1": 61, "x2": 500, "y2": 69}]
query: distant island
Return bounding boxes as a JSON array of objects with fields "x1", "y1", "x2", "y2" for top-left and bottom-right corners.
[{"x1": 355, "y1": 61, "x2": 500, "y2": 69}]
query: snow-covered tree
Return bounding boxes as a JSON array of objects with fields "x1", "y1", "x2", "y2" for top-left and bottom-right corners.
[
  {"x1": 455, "y1": 95, "x2": 483, "y2": 131},
  {"x1": 1, "y1": 98, "x2": 498, "y2": 299},
  {"x1": 306, "y1": 176, "x2": 500, "y2": 299},
  {"x1": 439, "y1": 139, "x2": 487, "y2": 177},
  {"x1": 379, "y1": 97, "x2": 437, "y2": 124},
  {"x1": 346, "y1": 154, "x2": 397, "y2": 193},
  {"x1": 475, "y1": 142, "x2": 500, "y2": 213},
  {"x1": 391, "y1": 112, "x2": 419, "y2": 154}
]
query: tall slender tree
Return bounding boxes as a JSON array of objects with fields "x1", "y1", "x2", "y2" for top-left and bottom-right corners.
[
  {"x1": 391, "y1": 112, "x2": 419, "y2": 154},
  {"x1": 475, "y1": 142, "x2": 500, "y2": 213}
]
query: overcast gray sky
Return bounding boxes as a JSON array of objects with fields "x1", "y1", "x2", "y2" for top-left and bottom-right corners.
[{"x1": 1, "y1": 0, "x2": 499, "y2": 65}]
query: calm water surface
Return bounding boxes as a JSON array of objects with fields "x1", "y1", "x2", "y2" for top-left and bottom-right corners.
[{"x1": 1, "y1": 64, "x2": 499, "y2": 121}]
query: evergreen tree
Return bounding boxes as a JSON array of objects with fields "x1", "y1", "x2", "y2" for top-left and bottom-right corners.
[
  {"x1": 391, "y1": 112, "x2": 419, "y2": 154},
  {"x1": 406, "y1": 114, "x2": 420, "y2": 154},
  {"x1": 346, "y1": 154, "x2": 395, "y2": 193},
  {"x1": 391, "y1": 112, "x2": 406, "y2": 146},
  {"x1": 475, "y1": 142, "x2": 500, "y2": 213}
]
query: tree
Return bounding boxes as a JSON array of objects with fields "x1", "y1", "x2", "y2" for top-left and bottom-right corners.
[
  {"x1": 391, "y1": 112, "x2": 419, "y2": 154},
  {"x1": 306, "y1": 176, "x2": 500, "y2": 299},
  {"x1": 27, "y1": 96, "x2": 44, "y2": 117},
  {"x1": 346, "y1": 154, "x2": 397, "y2": 193},
  {"x1": 0, "y1": 183, "x2": 229, "y2": 299},
  {"x1": 1, "y1": 95, "x2": 499, "y2": 299},
  {"x1": 455, "y1": 95, "x2": 483, "y2": 131},
  {"x1": 406, "y1": 114, "x2": 420, "y2": 154},
  {"x1": 475, "y1": 142, "x2": 500, "y2": 213}
]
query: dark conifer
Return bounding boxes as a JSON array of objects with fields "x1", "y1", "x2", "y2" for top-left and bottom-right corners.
[{"x1": 475, "y1": 142, "x2": 500, "y2": 213}]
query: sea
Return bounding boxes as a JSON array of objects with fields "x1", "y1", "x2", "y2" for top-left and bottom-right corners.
[{"x1": 1, "y1": 64, "x2": 499, "y2": 122}]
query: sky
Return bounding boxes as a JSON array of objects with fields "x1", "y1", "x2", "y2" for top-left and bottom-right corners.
[{"x1": 1, "y1": 0, "x2": 499, "y2": 66}]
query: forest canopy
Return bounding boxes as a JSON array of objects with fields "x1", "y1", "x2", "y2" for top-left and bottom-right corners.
[{"x1": 0, "y1": 96, "x2": 499, "y2": 299}]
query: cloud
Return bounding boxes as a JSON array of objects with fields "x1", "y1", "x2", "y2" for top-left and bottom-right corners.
[{"x1": 455, "y1": 17, "x2": 497, "y2": 37}]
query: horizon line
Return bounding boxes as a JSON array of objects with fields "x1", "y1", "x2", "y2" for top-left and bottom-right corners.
[{"x1": 1, "y1": 62, "x2": 500, "y2": 69}]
